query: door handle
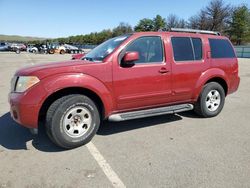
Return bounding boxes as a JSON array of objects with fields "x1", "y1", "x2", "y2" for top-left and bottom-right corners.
[{"x1": 159, "y1": 68, "x2": 169, "y2": 74}]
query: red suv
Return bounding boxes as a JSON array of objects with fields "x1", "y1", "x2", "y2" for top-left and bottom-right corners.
[{"x1": 9, "y1": 28, "x2": 240, "y2": 148}]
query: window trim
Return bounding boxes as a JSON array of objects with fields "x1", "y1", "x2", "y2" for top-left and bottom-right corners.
[
  {"x1": 192, "y1": 37, "x2": 203, "y2": 61},
  {"x1": 171, "y1": 36, "x2": 204, "y2": 63},
  {"x1": 190, "y1": 38, "x2": 196, "y2": 61},
  {"x1": 118, "y1": 36, "x2": 166, "y2": 66}
]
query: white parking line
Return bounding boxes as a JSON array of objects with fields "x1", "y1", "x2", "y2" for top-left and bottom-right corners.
[{"x1": 86, "y1": 142, "x2": 126, "y2": 188}]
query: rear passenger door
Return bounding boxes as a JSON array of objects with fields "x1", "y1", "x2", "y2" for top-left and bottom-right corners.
[{"x1": 169, "y1": 35, "x2": 209, "y2": 102}]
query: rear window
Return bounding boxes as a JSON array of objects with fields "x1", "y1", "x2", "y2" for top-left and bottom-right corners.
[{"x1": 209, "y1": 39, "x2": 236, "y2": 58}]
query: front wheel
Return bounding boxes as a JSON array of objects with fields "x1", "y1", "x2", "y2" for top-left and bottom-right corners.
[
  {"x1": 46, "y1": 95, "x2": 100, "y2": 149},
  {"x1": 49, "y1": 49, "x2": 55, "y2": 54},
  {"x1": 194, "y1": 82, "x2": 225, "y2": 118}
]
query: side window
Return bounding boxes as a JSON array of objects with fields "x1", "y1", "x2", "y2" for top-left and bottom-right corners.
[
  {"x1": 171, "y1": 37, "x2": 194, "y2": 61},
  {"x1": 124, "y1": 36, "x2": 163, "y2": 64},
  {"x1": 192, "y1": 38, "x2": 202, "y2": 60},
  {"x1": 209, "y1": 39, "x2": 236, "y2": 58}
]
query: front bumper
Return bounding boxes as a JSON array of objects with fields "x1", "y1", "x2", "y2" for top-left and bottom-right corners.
[{"x1": 9, "y1": 92, "x2": 41, "y2": 129}]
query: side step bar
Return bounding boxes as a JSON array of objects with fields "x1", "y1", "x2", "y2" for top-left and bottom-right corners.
[{"x1": 108, "y1": 104, "x2": 193, "y2": 122}]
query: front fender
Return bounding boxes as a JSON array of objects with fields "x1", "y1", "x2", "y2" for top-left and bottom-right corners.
[
  {"x1": 40, "y1": 73, "x2": 114, "y2": 117},
  {"x1": 192, "y1": 68, "x2": 229, "y2": 100}
]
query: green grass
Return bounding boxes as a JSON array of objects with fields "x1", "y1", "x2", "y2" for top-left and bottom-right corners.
[{"x1": 0, "y1": 34, "x2": 49, "y2": 42}]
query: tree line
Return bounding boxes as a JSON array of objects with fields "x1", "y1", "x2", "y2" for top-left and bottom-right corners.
[{"x1": 36, "y1": 0, "x2": 250, "y2": 45}]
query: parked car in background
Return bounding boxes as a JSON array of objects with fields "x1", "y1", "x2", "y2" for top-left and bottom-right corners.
[
  {"x1": 27, "y1": 44, "x2": 39, "y2": 53},
  {"x1": 0, "y1": 42, "x2": 10, "y2": 51},
  {"x1": 53, "y1": 44, "x2": 82, "y2": 54},
  {"x1": 10, "y1": 43, "x2": 27, "y2": 51},
  {"x1": 64, "y1": 44, "x2": 82, "y2": 54},
  {"x1": 39, "y1": 44, "x2": 49, "y2": 54},
  {"x1": 9, "y1": 28, "x2": 240, "y2": 149},
  {"x1": 26, "y1": 42, "x2": 83, "y2": 54}
]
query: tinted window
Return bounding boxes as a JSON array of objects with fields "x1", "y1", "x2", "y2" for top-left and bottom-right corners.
[
  {"x1": 125, "y1": 36, "x2": 163, "y2": 64},
  {"x1": 192, "y1": 38, "x2": 202, "y2": 60},
  {"x1": 172, "y1": 37, "x2": 194, "y2": 61},
  {"x1": 209, "y1": 39, "x2": 236, "y2": 58}
]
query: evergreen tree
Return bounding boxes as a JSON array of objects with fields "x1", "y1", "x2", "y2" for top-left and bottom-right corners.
[
  {"x1": 134, "y1": 18, "x2": 154, "y2": 32},
  {"x1": 153, "y1": 15, "x2": 166, "y2": 31},
  {"x1": 228, "y1": 5, "x2": 250, "y2": 45}
]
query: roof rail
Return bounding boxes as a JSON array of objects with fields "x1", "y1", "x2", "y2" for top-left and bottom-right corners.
[{"x1": 158, "y1": 28, "x2": 221, "y2": 36}]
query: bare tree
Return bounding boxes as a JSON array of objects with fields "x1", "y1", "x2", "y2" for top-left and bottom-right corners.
[
  {"x1": 188, "y1": 16, "x2": 199, "y2": 29},
  {"x1": 188, "y1": 0, "x2": 232, "y2": 33},
  {"x1": 189, "y1": 10, "x2": 210, "y2": 30},
  {"x1": 167, "y1": 14, "x2": 186, "y2": 29},
  {"x1": 204, "y1": 0, "x2": 232, "y2": 31},
  {"x1": 178, "y1": 19, "x2": 187, "y2": 28}
]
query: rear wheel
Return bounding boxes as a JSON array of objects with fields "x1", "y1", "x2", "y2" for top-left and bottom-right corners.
[
  {"x1": 194, "y1": 82, "x2": 225, "y2": 118},
  {"x1": 60, "y1": 50, "x2": 65, "y2": 54},
  {"x1": 46, "y1": 95, "x2": 100, "y2": 149},
  {"x1": 15, "y1": 49, "x2": 20, "y2": 54}
]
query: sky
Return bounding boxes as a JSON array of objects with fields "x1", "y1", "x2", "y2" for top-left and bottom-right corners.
[{"x1": 0, "y1": 0, "x2": 249, "y2": 38}]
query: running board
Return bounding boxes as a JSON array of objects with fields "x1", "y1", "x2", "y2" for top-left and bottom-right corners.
[{"x1": 108, "y1": 104, "x2": 193, "y2": 122}]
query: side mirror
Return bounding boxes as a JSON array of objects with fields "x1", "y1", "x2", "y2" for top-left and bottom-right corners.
[{"x1": 121, "y1": 51, "x2": 139, "y2": 67}]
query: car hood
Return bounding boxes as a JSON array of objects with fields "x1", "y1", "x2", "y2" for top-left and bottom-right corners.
[
  {"x1": 72, "y1": 53, "x2": 85, "y2": 59},
  {"x1": 15, "y1": 60, "x2": 95, "y2": 79}
]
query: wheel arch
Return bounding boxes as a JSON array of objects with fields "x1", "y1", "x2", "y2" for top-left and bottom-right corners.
[
  {"x1": 205, "y1": 77, "x2": 228, "y2": 96},
  {"x1": 193, "y1": 68, "x2": 229, "y2": 100},
  {"x1": 38, "y1": 87, "x2": 105, "y2": 125}
]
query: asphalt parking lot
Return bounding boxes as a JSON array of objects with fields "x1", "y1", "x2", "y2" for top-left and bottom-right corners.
[{"x1": 0, "y1": 52, "x2": 250, "y2": 188}]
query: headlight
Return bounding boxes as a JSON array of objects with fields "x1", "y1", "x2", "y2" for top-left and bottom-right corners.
[{"x1": 15, "y1": 76, "x2": 40, "y2": 93}]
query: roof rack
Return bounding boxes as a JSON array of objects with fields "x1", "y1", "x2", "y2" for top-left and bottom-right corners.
[
  {"x1": 171, "y1": 28, "x2": 221, "y2": 35},
  {"x1": 158, "y1": 28, "x2": 221, "y2": 36}
]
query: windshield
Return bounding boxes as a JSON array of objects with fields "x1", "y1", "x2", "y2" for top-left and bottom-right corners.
[{"x1": 83, "y1": 34, "x2": 131, "y2": 62}]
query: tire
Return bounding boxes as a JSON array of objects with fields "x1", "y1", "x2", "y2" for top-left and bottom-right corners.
[
  {"x1": 60, "y1": 50, "x2": 65, "y2": 54},
  {"x1": 194, "y1": 82, "x2": 225, "y2": 118},
  {"x1": 49, "y1": 49, "x2": 55, "y2": 54},
  {"x1": 46, "y1": 95, "x2": 100, "y2": 149},
  {"x1": 32, "y1": 49, "x2": 36, "y2": 53}
]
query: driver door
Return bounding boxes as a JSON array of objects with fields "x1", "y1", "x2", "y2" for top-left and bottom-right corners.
[{"x1": 113, "y1": 36, "x2": 172, "y2": 110}]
